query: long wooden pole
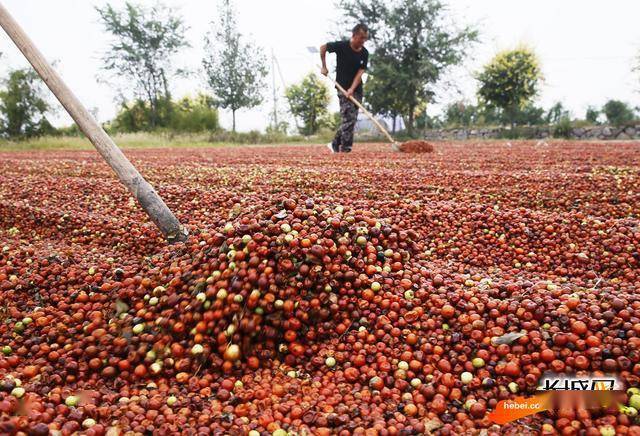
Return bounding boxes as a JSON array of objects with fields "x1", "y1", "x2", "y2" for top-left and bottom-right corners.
[{"x1": 0, "y1": 2, "x2": 187, "y2": 242}]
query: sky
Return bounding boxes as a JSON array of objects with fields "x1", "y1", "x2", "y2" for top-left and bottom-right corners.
[{"x1": 1, "y1": 0, "x2": 639, "y2": 131}]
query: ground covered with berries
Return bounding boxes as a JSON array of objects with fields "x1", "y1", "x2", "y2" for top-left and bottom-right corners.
[{"x1": 0, "y1": 141, "x2": 639, "y2": 435}]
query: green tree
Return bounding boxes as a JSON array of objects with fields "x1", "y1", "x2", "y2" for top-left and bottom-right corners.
[
  {"x1": 339, "y1": 0, "x2": 477, "y2": 135},
  {"x1": 0, "y1": 68, "x2": 54, "y2": 138},
  {"x1": 510, "y1": 104, "x2": 545, "y2": 126},
  {"x1": 203, "y1": 0, "x2": 267, "y2": 132},
  {"x1": 474, "y1": 104, "x2": 500, "y2": 126},
  {"x1": 441, "y1": 101, "x2": 544, "y2": 128},
  {"x1": 364, "y1": 63, "x2": 405, "y2": 134},
  {"x1": 443, "y1": 101, "x2": 479, "y2": 127},
  {"x1": 96, "y1": 1, "x2": 188, "y2": 129},
  {"x1": 602, "y1": 100, "x2": 636, "y2": 126},
  {"x1": 585, "y1": 106, "x2": 600, "y2": 124},
  {"x1": 546, "y1": 102, "x2": 570, "y2": 125},
  {"x1": 477, "y1": 47, "x2": 542, "y2": 128},
  {"x1": 285, "y1": 73, "x2": 331, "y2": 136},
  {"x1": 415, "y1": 112, "x2": 443, "y2": 130}
]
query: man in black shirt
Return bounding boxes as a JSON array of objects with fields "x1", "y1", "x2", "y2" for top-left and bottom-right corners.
[{"x1": 320, "y1": 23, "x2": 369, "y2": 153}]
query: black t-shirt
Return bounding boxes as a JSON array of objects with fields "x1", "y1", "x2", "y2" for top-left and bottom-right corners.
[{"x1": 326, "y1": 40, "x2": 368, "y2": 94}]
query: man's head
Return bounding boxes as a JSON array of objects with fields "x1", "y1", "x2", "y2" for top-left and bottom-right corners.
[{"x1": 351, "y1": 23, "x2": 369, "y2": 50}]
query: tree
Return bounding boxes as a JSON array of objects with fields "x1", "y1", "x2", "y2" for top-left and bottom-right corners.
[
  {"x1": 602, "y1": 100, "x2": 636, "y2": 126},
  {"x1": 415, "y1": 112, "x2": 443, "y2": 130},
  {"x1": 96, "y1": 1, "x2": 188, "y2": 128},
  {"x1": 285, "y1": 73, "x2": 331, "y2": 135},
  {"x1": 443, "y1": 101, "x2": 478, "y2": 127},
  {"x1": 585, "y1": 106, "x2": 601, "y2": 124},
  {"x1": 546, "y1": 102, "x2": 570, "y2": 125},
  {"x1": 339, "y1": 0, "x2": 477, "y2": 135},
  {"x1": 511, "y1": 104, "x2": 545, "y2": 126},
  {"x1": 477, "y1": 47, "x2": 542, "y2": 128},
  {"x1": 441, "y1": 100, "x2": 544, "y2": 128},
  {"x1": 363, "y1": 63, "x2": 405, "y2": 134},
  {"x1": 0, "y1": 68, "x2": 54, "y2": 138},
  {"x1": 203, "y1": 0, "x2": 268, "y2": 132}
]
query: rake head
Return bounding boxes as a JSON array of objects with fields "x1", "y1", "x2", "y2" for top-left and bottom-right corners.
[{"x1": 393, "y1": 140, "x2": 435, "y2": 154}]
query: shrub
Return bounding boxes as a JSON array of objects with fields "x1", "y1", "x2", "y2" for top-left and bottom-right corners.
[
  {"x1": 602, "y1": 100, "x2": 636, "y2": 126},
  {"x1": 552, "y1": 117, "x2": 573, "y2": 138},
  {"x1": 110, "y1": 95, "x2": 220, "y2": 134},
  {"x1": 169, "y1": 95, "x2": 220, "y2": 133},
  {"x1": 207, "y1": 130, "x2": 304, "y2": 145},
  {"x1": 498, "y1": 126, "x2": 539, "y2": 140},
  {"x1": 322, "y1": 112, "x2": 341, "y2": 132}
]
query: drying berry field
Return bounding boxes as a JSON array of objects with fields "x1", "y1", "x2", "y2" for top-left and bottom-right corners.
[{"x1": 0, "y1": 141, "x2": 639, "y2": 435}]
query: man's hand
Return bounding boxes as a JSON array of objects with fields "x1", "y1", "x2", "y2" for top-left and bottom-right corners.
[
  {"x1": 320, "y1": 45, "x2": 328, "y2": 76},
  {"x1": 344, "y1": 88, "x2": 354, "y2": 99},
  {"x1": 346, "y1": 69, "x2": 365, "y2": 101}
]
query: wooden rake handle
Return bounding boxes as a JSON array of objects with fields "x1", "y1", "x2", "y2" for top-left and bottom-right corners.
[{"x1": 322, "y1": 73, "x2": 399, "y2": 147}]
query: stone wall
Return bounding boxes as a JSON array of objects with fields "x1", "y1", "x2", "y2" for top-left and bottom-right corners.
[{"x1": 423, "y1": 125, "x2": 640, "y2": 141}]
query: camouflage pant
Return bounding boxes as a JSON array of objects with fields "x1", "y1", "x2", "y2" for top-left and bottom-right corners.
[{"x1": 332, "y1": 92, "x2": 362, "y2": 152}]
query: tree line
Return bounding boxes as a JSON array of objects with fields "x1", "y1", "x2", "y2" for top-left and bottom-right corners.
[
  {"x1": 439, "y1": 47, "x2": 639, "y2": 130},
  {"x1": 1, "y1": 0, "x2": 639, "y2": 140},
  {"x1": 0, "y1": 0, "x2": 265, "y2": 139}
]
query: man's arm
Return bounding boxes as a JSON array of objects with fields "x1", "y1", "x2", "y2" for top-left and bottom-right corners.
[
  {"x1": 320, "y1": 44, "x2": 328, "y2": 76},
  {"x1": 345, "y1": 68, "x2": 365, "y2": 98}
]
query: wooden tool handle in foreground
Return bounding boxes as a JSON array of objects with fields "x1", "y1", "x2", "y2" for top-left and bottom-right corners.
[
  {"x1": 324, "y1": 73, "x2": 399, "y2": 148},
  {"x1": 0, "y1": 2, "x2": 187, "y2": 242}
]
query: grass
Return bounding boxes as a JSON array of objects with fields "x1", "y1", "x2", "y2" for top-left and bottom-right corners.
[
  {"x1": 0, "y1": 133, "x2": 256, "y2": 152},
  {"x1": 0, "y1": 131, "x2": 390, "y2": 152}
]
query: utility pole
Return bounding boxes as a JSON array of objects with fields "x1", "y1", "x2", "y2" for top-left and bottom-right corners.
[
  {"x1": 271, "y1": 48, "x2": 278, "y2": 130},
  {"x1": 273, "y1": 53, "x2": 301, "y2": 133}
]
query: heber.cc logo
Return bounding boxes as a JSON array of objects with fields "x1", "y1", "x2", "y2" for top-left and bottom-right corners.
[{"x1": 488, "y1": 374, "x2": 622, "y2": 424}]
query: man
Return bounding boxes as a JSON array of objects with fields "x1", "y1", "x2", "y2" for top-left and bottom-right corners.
[{"x1": 320, "y1": 23, "x2": 369, "y2": 153}]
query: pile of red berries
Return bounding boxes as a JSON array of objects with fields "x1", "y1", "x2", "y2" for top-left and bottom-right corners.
[{"x1": 0, "y1": 142, "x2": 638, "y2": 434}]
